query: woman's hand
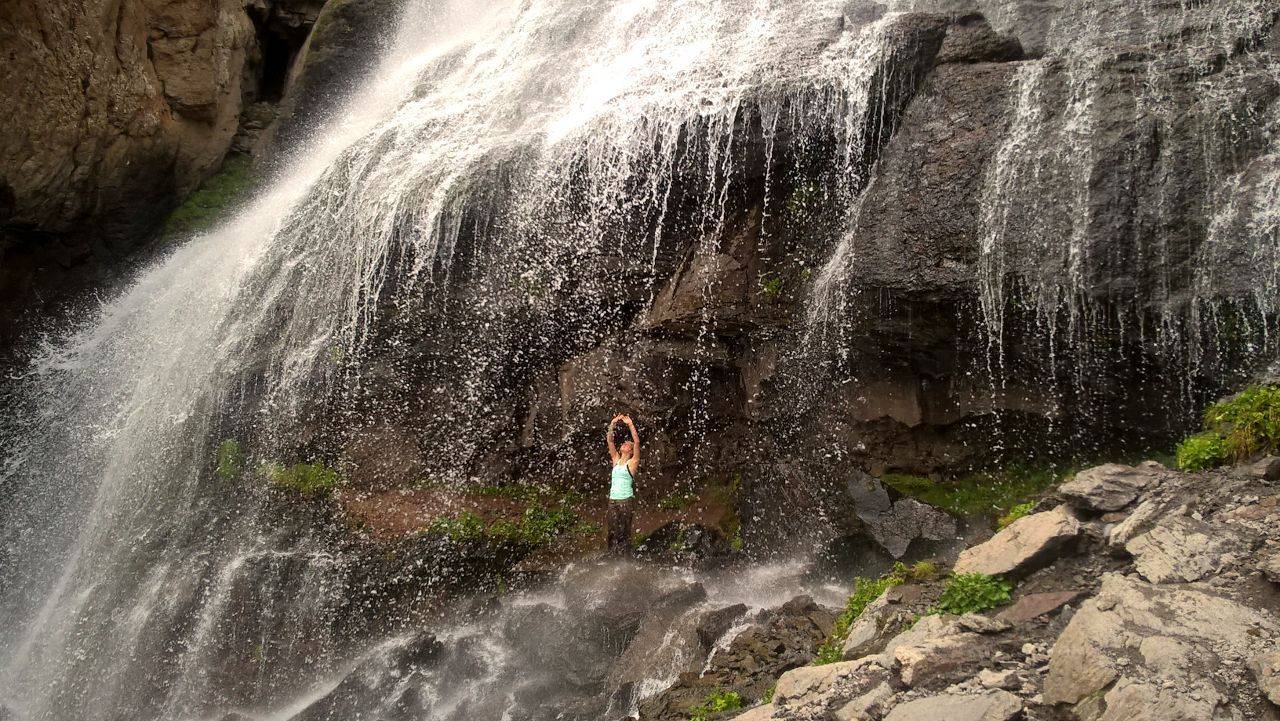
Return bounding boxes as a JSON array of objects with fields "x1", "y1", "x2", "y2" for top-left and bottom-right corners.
[
  {"x1": 611, "y1": 414, "x2": 623, "y2": 424},
  {"x1": 621, "y1": 414, "x2": 634, "y2": 426}
]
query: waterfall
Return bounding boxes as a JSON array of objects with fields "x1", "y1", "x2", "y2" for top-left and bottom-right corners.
[{"x1": 0, "y1": 2, "x2": 928, "y2": 719}]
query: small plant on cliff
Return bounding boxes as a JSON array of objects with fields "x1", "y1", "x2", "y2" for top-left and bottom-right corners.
[
  {"x1": 689, "y1": 689, "x2": 742, "y2": 721},
  {"x1": 996, "y1": 501, "x2": 1036, "y2": 530},
  {"x1": 1176, "y1": 384, "x2": 1280, "y2": 470},
  {"x1": 931, "y1": 573, "x2": 1012, "y2": 615},
  {"x1": 759, "y1": 273, "x2": 784, "y2": 302},
  {"x1": 428, "y1": 511, "x2": 488, "y2": 542},
  {"x1": 215, "y1": 439, "x2": 245, "y2": 480},
  {"x1": 263, "y1": 461, "x2": 341, "y2": 497}
]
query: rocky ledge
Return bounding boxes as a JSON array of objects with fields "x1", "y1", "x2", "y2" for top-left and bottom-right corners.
[{"x1": 667, "y1": 459, "x2": 1280, "y2": 721}]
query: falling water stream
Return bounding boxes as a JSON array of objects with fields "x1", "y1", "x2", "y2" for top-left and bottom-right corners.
[{"x1": 1, "y1": 0, "x2": 1278, "y2": 719}]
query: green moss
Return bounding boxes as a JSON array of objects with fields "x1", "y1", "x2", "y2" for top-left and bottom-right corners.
[
  {"x1": 215, "y1": 439, "x2": 245, "y2": 480},
  {"x1": 759, "y1": 273, "x2": 784, "y2": 302},
  {"x1": 996, "y1": 501, "x2": 1036, "y2": 530},
  {"x1": 689, "y1": 690, "x2": 743, "y2": 721},
  {"x1": 883, "y1": 462, "x2": 1064, "y2": 519},
  {"x1": 162, "y1": 155, "x2": 258, "y2": 240},
  {"x1": 658, "y1": 489, "x2": 698, "y2": 510},
  {"x1": 930, "y1": 573, "x2": 1013, "y2": 615},
  {"x1": 263, "y1": 460, "x2": 341, "y2": 497},
  {"x1": 427, "y1": 502, "x2": 580, "y2": 547},
  {"x1": 1175, "y1": 384, "x2": 1280, "y2": 470}
]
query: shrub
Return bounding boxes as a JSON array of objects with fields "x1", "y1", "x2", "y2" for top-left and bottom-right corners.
[
  {"x1": 215, "y1": 439, "x2": 245, "y2": 480},
  {"x1": 429, "y1": 511, "x2": 488, "y2": 542},
  {"x1": 263, "y1": 461, "x2": 341, "y2": 496},
  {"x1": 1176, "y1": 431, "x2": 1227, "y2": 471},
  {"x1": 996, "y1": 501, "x2": 1036, "y2": 530},
  {"x1": 932, "y1": 573, "x2": 1013, "y2": 615},
  {"x1": 690, "y1": 690, "x2": 743, "y2": 721},
  {"x1": 759, "y1": 273, "x2": 784, "y2": 302}
]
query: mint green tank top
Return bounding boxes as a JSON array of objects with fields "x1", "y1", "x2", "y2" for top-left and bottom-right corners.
[{"x1": 610, "y1": 462, "x2": 635, "y2": 500}]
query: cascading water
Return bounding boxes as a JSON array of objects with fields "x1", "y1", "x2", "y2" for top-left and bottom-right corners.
[{"x1": 0, "y1": 2, "x2": 932, "y2": 719}]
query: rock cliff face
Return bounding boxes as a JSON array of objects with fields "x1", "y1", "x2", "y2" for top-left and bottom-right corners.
[{"x1": 0, "y1": 0, "x2": 326, "y2": 347}]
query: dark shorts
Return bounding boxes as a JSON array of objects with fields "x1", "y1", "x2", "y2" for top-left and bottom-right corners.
[{"x1": 607, "y1": 498, "x2": 634, "y2": 556}]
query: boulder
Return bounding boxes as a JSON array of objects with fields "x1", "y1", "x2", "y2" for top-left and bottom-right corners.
[
  {"x1": 893, "y1": 631, "x2": 992, "y2": 689},
  {"x1": 728, "y1": 705, "x2": 775, "y2": 721},
  {"x1": 1106, "y1": 498, "x2": 1172, "y2": 549},
  {"x1": 833, "y1": 682, "x2": 896, "y2": 721},
  {"x1": 1094, "y1": 678, "x2": 1234, "y2": 721},
  {"x1": 605, "y1": 585, "x2": 715, "y2": 710},
  {"x1": 841, "y1": 585, "x2": 925, "y2": 660},
  {"x1": 773, "y1": 657, "x2": 891, "y2": 720},
  {"x1": 953, "y1": 505, "x2": 1081, "y2": 577},
  {"x1": 882, "y1": 690, "x2": 1022, "y2": 721},
  {"x1": 1247, "y1": 456, "x2": 1280, "y2": 482},
  {"x1": 1250, "y1": 651, "x2": 1280, "y2": 706},
  {"x1": 1261, "y1": 553, "x2": 1280, "y2": 584},
  {"x1": 996, "y1": 590, "x2": 1082, "y2": 623},
  {"x1": 847, "y1": 472, "x2": 958, "y2": 559},
  {"x1": 1059, "y1": 463, "x2": 1162, "y2": 512},
  {"x1": 1044, "y1": 574, "x2": 1279, "y2": 709},
  {"x1": 1125, "y1": 515, "x2": 1238, "y2": 584}
]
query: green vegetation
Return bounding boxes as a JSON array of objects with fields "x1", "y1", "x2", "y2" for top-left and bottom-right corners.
[
  {"x1": 761, "y1": 683, "x2": 776, "y2": 704},
  {"x1": 427, "y1": 502, "x2": 581, "y2": 547},
  {"x1": 882, "y1": 461, "x2": 1066, "y2": 520},
  {"x1": 813, "y1": 561, "x2": 937, "y2": 665},
  {"x1": 1175, "y1": 384, "x2": 1280, "y2": 470},
  {"x1": 658, "y1": 489, "x2": 699, "y2": 510},
  {"x1": 689, "y1": 690, "x2": 743, "y2": 721},
  {"x1": 262, "y1": 461, "x2": 341, "y2": 497},
  {"x1": 996, "y1": 501, "x2": 1036, "y2": 530},
  {"x1": 759, "y1": 273, "x2": 784, "y2": 302},
  {"x1": 215, "y1": 439, "x2": 245, "y2": 480},
  {"x1": 931, "y1": 573, "x2": 1013, "y2": 616},
  {"x1": 162, "y1": 155, "x2": 258, "y2": 240},
  {"x1": 785, "y1": 179, "x2": 825, "y2": 220}
]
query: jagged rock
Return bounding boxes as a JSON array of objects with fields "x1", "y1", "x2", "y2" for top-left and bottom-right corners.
[
  {"x1": 635, "y1": 521, "x2": 733, "y2": 562},
  {"x1": 1043, "y1": 574, "x2": 1279, "y2": 710},
  {"x1": 263, "y1": 0, "x2": 409, "y2": 153},
  {"x1": 1250, "y1": 651, "x2": 1280, "y2": 706},
  {"x1": 728, "y1": 705, "x2": 775, "y2": 721},
  {"x1": 935, "y1": 14, "x2": 1024, "y2": 64},
  {"x1": 1261, "y1": 554, "x2": 1280, "y2": 584},
  {"x1": 833, "y1": 682, "x2": 896, "y2": 721},
  {"x1": 881, "y1": 690, "x2": 1022, "y2": 721},
  {"x1": 846, "y1": 471, "x2": 956, "y2": 559},
  {"x1": 841, "y1": 585, "x2": 925, "y2": 660},
  {"x1": 1106, "y1": 498, "x2": 1173, "y2": 549},
  {"x1": 774, "y1": 656, "x2": 891, "y2": 720},
  {"x1": 893, "y1": 630, "x2": 992, "y2": 688},
  {"x1": 953, "y1": 505, "x2": 1081, "y2": 577},
  {"x1": 1094, "y1": 678, "x2": 1234, "y2": 721},
  {"x1": 605, "y1": 585, "x2": 714, "y2": 711},
  {"x1": 1125, "y1": 514, "x2": 1239, "y2": 584},
  {"x1": 996, "y1": 590, "x2": 1082, "y2": 623},
  {"x1": 1059, "y1": 463, "x2": 1162, "y2": 512},
  {"x1": 1248, "y1": 456, "x2": 1280, "y2": 482},
  {"x1": 289, "y1": 632, "x2": 443, "y2": 720},
  {"x1": 977, "y1": 668, "x2": 1019, "y2": 690},
  {"x1": 638, "y1": 596, "x2": 835, "y2": 720},
  {"x1": 880, "y1": 614, "x2": 1006, "y2": 689}
]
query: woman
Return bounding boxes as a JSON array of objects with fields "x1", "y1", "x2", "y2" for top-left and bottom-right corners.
[{"x1": 606, "y1": 413, "x2": 640, "y2": 556}]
